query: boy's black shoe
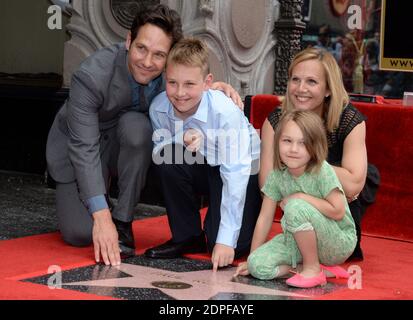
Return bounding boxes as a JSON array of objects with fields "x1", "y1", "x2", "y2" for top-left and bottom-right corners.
[{"x1": 144, "y1": 233, "x2": 207, "y2": 259}]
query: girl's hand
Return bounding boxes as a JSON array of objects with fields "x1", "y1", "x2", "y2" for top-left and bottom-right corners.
[
  {"x1": 233, "y1": 261, "x2": 249, "y2": 277},
  {"x1": 280, "y1": 193, "x2": 304, "y2": 210}
]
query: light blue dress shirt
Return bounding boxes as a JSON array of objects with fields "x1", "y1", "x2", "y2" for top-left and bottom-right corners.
[{"x1": 149, "y1": 89, "x2": 260, "y2": 248}]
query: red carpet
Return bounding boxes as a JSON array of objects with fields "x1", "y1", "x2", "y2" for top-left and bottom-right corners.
[{"x1": 1, "y1": 209, "x2": 412, "y2": 300}]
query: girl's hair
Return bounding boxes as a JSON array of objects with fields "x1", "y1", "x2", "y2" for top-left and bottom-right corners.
[
  {"x1": 282, "y1": 47, "x2": 349, "y2": 132},
  {"x1": 166, "y1": 37, "x2": 210, "y2": 76},
  {"x1": 273, "y1": 110, "x2": 328, "y2": 173}
]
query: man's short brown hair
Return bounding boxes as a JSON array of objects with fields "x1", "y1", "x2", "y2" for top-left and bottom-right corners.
[{"x1": 130, "y1": 4, "x2": 183, "y2": 46}]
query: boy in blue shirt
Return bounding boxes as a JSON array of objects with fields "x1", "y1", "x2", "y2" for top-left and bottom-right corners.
[{"x1": 145, "y1": 38, "x2": 261, "y2": 271}]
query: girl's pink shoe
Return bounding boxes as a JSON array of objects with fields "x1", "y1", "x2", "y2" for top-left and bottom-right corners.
[
  {"x1": 286, "y1": 271, "x2": 327, "y2": 288},
  {"x1": 320, "y1": 264, "x2": 350, "y2": 279}
]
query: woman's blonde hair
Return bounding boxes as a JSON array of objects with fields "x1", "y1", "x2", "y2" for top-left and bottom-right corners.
[
  {"x1": 166, "y1": 37, "x2": 210, "y2": 77},
  {"x1": 273, "y1": 110, "x2": 328, "y2": 173},
  {"x1": 282, "y1": 47, "x2": 349, "y2": 132}
]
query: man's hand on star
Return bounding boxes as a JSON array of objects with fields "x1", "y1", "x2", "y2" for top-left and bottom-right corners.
[{"x1": 92, "y1": 209, "x2": 121, "y2": 266}]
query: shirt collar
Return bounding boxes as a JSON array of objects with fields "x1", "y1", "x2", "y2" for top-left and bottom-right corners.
[
  {"x1": 156, "y1": 91, "x2": 209, "y2": 124},
  {"x1": 191, "y1": 91, "x2": 208, "y2": 123}
]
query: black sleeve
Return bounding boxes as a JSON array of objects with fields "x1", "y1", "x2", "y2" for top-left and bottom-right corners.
[
  {"x1": 338, "y1": 104, "x2": 367, "y2": 141},
  {"x1": 267, "y1": 107, "x2": 283, "y2": 130}
]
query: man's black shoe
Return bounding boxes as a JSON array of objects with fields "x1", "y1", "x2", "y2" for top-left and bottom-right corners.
[
  {"x1": 113, "y1": 218, "x2": 136, "y2": 259},
  {"x1": 144, "y1": 233, "x2": 207, "y2": 259}
]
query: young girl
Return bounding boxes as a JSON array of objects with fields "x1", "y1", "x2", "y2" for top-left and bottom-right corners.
[
  {"x1": 260, "y1": 48, "x2": 369, "y2": 262},
  {"x1": 235, "y1": 110, "x2": 357, "y2": 288}
]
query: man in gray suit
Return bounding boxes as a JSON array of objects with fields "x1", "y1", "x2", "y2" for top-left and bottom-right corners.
[{"x1": 46, "y1": 4, "x2": 241, "y2": 267}]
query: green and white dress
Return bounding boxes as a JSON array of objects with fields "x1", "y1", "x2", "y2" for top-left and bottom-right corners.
[{"x1": 247, "y1": 161, "x2": 357, "y2": 280}]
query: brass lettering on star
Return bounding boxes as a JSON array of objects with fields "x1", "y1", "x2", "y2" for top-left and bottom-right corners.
[{"x1": 151, "y1": 281, "x2": 193, "y2": 290}]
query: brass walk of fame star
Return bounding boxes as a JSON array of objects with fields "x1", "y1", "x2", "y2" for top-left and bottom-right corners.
[{"x1": 63, "y1": 264, "x2": 309, "y2": 300}]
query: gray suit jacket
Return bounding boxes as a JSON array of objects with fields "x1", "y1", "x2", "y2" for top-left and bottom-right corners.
[{"x1": 46, "y1": 43, "x2": 146, "y2": 201}]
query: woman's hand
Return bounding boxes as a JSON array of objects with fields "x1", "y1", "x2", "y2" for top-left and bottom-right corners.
[{"x1": 346, "y1": 193, "x2": 360, "y2": 203}]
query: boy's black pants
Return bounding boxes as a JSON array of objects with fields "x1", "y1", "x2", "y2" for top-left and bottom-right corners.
[{"x1": 154, "y1": 144, "x2": 261, "y2": 257}]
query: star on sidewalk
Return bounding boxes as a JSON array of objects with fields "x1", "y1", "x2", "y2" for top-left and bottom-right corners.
[{"x1": 63, "y1": 263, "x2": 309, "y2": 300}]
